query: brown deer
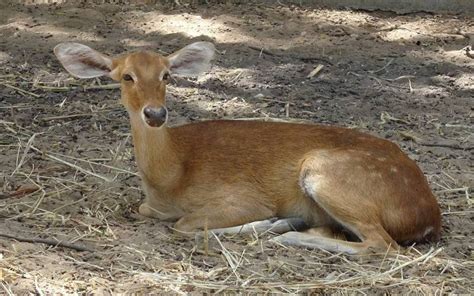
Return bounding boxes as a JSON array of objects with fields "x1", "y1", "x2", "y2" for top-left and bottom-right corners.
[{"x1": 54, "y1": 42, "x2": 441, "y2": 254}]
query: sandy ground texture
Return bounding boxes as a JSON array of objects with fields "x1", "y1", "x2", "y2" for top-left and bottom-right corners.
[{"x1": 0, "y1": 0, "x2": 473, "y2": 294}]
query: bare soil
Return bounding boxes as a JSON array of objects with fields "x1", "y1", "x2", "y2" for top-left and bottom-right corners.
[{"x1": 0, "y1": 0, "x2": 473, "y2": 294}]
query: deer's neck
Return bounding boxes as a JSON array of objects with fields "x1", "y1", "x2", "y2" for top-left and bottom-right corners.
[{"x1": 129, "y1": 117, "x2": 182, "y2": 189}]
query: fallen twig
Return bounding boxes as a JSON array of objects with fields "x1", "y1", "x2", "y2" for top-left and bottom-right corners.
[
  {"x1": 380, "y1": 247, "x2": 441, "y2": 277},
  {"x1": 418, "y1": 142, "x2": 473, "y2": 151},
  {"x1": 33, "y1": 83, "x2": 120, "y2": 92},
  {"x1": 248, "y1": 46, "x2": 333, "y2": 65},
  {"x1": 380, "y1": 111, "x2": 411, "y2": 125},
  {"x1": 453, "y1": 29, "x2": 472, "y2": 39},
  {"x1": 30, "y1": 145, "x2": 112, "y2": 182},
  {"x1": 34, "y1": 85, "x2": 74, "y2": 92},
  {"x1": 0, "y1": 232, "x2": 94, "y2": 252},
  {"x1": 0, "y1": 184, "x2": 39, "y2": 199},
  {"x1": 83, "y1": 83, "x2": 120, "y2": 90},
  {"x1": 1, "y1": 82, "x2": 40, "y2": 98},
  {"x1": 397, "y1": 130, "x2": 422, "y2": 143},
  {"x1": 41, "y1": 113, "x2": 93, "y2": 121},
  {"x1": 11, "y1": 132, "x2": 38, "y2": 176},
  {"x1": 383, "y1": 75, "x2": 416, "y2": 82},
  {"x1": 398, "y1": 131, "x2": 473, "y2": 150},
  {"x1": 369, "y1": 58, "x2": 394, "y2": 74},
  {"x1": 307, "y1": 64, "x2": 324, "y2": 78}
]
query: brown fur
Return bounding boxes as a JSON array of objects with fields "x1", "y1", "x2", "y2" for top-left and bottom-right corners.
[
  {"x1": 136, "y1": 120, "x2": 441, "y2": 247},
  {"x1": 55, "y1": 47, "x2": 442, "y2": 254}
]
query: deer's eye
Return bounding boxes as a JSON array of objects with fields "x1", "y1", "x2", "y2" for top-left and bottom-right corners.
[
  {"x1": 123, "y1": 74, "x2": 134, "y2": 82},
  {"x1": 162, "y1": 73, "x2": 170, "y2": 81}
]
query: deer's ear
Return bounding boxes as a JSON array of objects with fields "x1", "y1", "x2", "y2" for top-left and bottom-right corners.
[
  {"x1": 54, "y1": 43, "x2": 113, "y2": 79},
  {"x1": 167, "y1": 42, "x2": 215, "y2": 76}
]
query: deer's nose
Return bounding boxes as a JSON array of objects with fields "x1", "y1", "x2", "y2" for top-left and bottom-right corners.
[{"x1": 143, "y1": 106, "x2": 167, "y2": 128}]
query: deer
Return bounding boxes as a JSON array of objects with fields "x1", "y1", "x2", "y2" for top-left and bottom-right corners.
[{"x1": 53, "y1": 41, "x2": 441, "y2": 254}]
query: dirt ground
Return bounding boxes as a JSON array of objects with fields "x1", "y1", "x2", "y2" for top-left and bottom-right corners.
[{"x1": 0, "y1": 0, "x2": 473, "y2": 294}]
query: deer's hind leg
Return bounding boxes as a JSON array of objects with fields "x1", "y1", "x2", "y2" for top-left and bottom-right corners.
[
  {"x1": 273, "y1": 224, "x2": 396, "y2": 255},
  {"x1": 273, "y1": 150, "x2": 399, "y2": 254}
]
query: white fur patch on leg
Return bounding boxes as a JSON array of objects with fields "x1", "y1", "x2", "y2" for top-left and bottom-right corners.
[
  {"x1": 271, "y1": 231, "x2": 361, "y2": 254},
  {"x1": 209, "y1": 218, "x2": 307, "y2": 236},
  {"x1": 299, "y1": 169, "x2": 323, "y2": 201}
]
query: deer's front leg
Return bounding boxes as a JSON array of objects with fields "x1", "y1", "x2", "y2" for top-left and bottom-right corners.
[
  {"x1": 138, "y1": 183, "x2": 184, "y2": 221},
  {"x1": 211, "y1": 217, "x2": 307, "y2": 235},
  {"x1": 173, "y1": 201, "x2": 276, "y2": 235},
  {"x1": 139, "y1": 202, "x2": 171, "y2": 219}
]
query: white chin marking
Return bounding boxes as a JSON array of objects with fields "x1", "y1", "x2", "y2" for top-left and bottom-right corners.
[{"x1": 140, "y1": 108, "x2": 148, "y2": 126}]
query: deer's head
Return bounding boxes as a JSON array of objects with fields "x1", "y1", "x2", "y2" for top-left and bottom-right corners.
[{"x1": 54, "y1": 42, "x2": 215, "y2": 128}]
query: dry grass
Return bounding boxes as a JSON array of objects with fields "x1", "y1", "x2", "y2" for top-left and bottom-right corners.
[
  {"x1": 1, "y1": 63, "x2": 473, "y2": 295},
  {"x1": 1, "y1": 1, "x2": 473, "y2": 293}
]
